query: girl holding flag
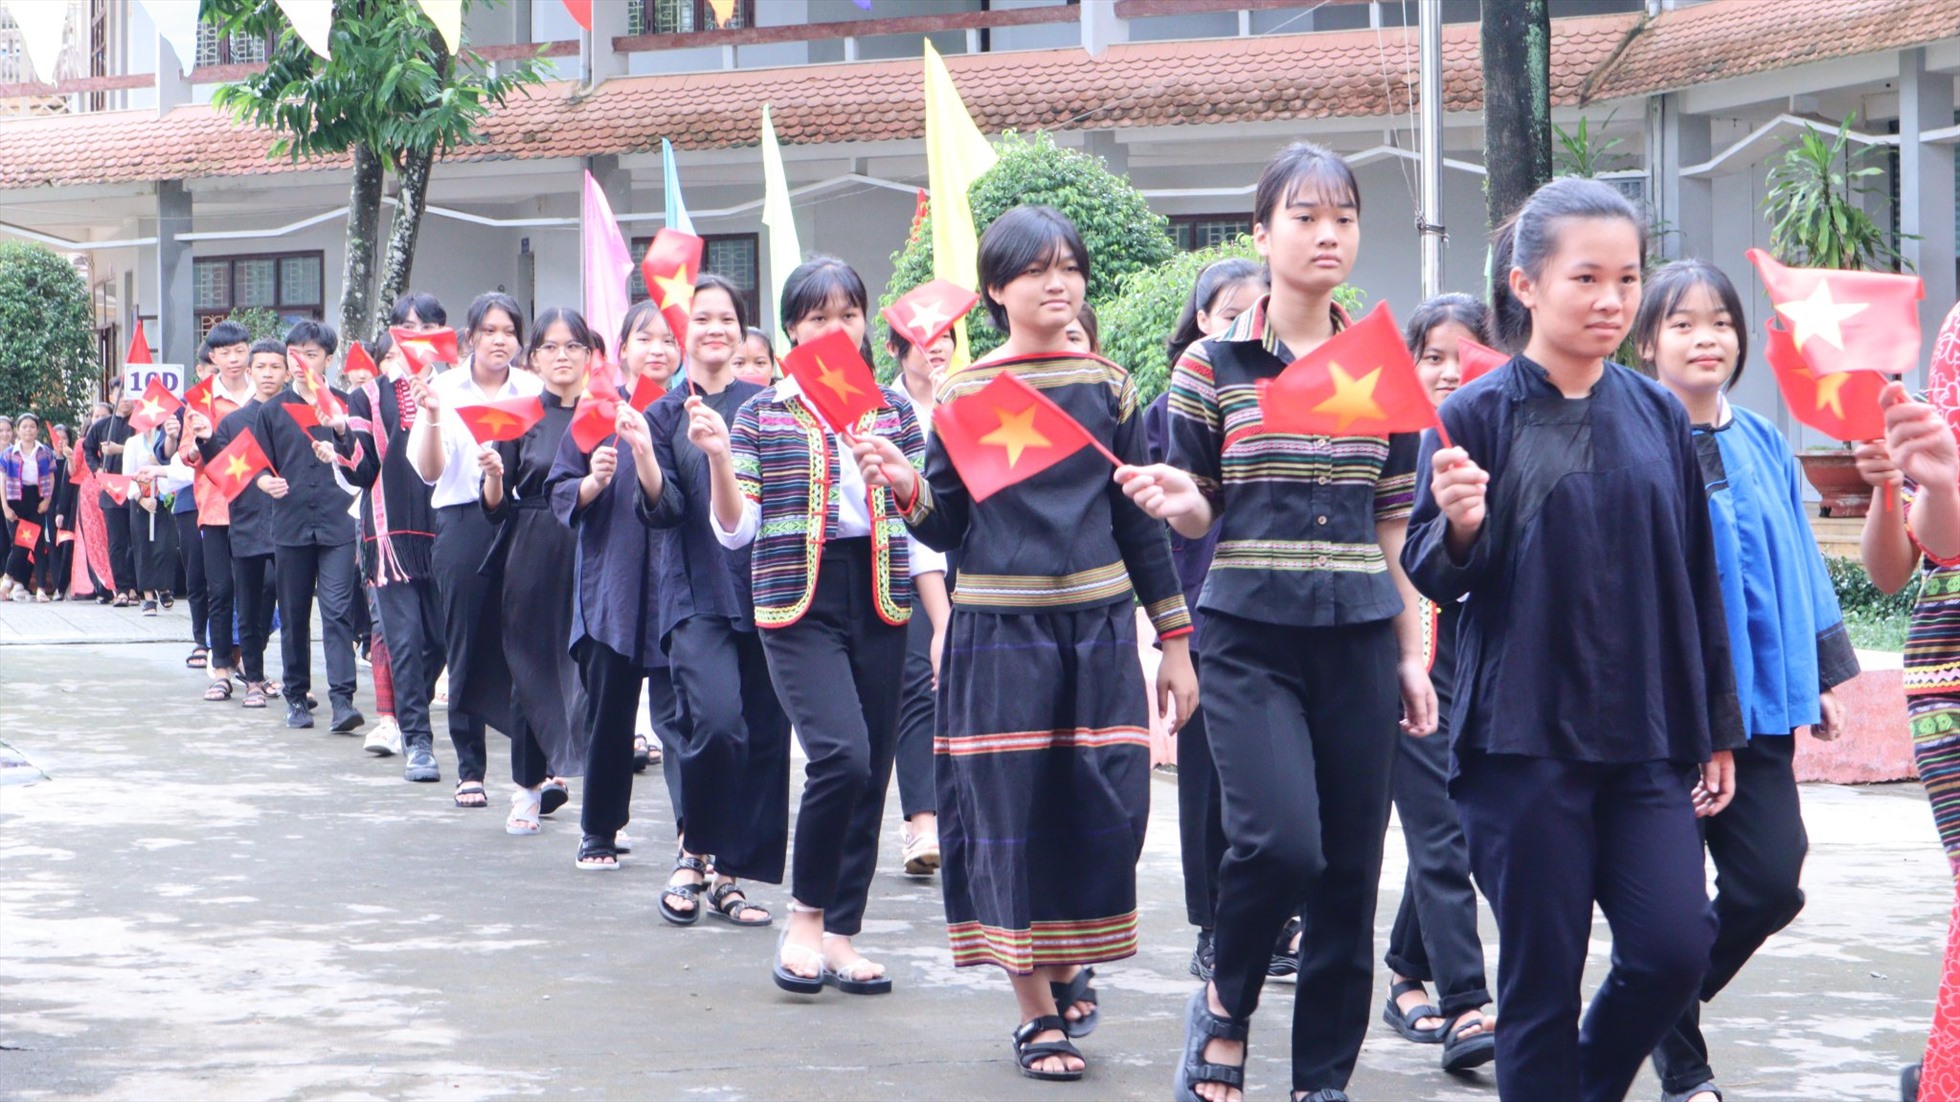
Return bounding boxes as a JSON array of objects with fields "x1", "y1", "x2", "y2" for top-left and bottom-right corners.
[
  {"x1": 693, "y1": 255, "x2": 927, "y2": 995},
  {"x1": 1118, "y1": 143, "x2": 1433, "y2": 1102},
  {"x1": 858, "y1": 207, "x2": 1196, "y2": 1081},
  {"x1": 614, "y1": 298, "x2": 680, "y2": 776}
]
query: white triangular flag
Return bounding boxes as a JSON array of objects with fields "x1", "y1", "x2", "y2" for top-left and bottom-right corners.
[
  {"x1": 272, "y1": 0, "x2": 332, "y2": 60},
  {"x1": 414, "y1": 0, "x2": 463, "y2": 54},
  {"x1": 132, "y1": 0, "x2": 201, "y2": 76},
  {"x1": 5, "y1": 0, "x2": 72, "y2": 84}
]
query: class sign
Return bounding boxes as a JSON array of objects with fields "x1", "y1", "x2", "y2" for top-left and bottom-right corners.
[{"x1": 123, "y1": 365, "x2": 184, "y2": 397}]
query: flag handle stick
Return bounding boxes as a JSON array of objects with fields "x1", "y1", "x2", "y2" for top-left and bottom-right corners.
[
  {"x1": 1886, "y1": 481, "x2": 1897, "y2": 514},
  {"x1": 1435, "y1": 421, "x2": 1454, "y2": 451},
  {"x1": 1090, "y1": 437, "x2": 1122, "y2": 469}
]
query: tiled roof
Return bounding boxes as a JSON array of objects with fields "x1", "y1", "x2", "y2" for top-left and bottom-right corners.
[
  {"x1": 1582, "y1": 0, "x2": 1960, "y2": 103},
  {"x1": 0, "y1": 14, "x2": 1639, "y2": 191}
]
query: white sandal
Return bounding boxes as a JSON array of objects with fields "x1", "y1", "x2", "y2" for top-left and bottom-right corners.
[{"x1": 506, "y1": 787, "x2": 542, "y2": 836}]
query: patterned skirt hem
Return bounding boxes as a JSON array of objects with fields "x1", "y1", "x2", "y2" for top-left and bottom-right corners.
[{"x1": 947, "y1": 914, "x2": 1140, "y2": 975}]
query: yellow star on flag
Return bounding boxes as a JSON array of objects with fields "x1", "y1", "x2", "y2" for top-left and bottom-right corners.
[
  {"x1": 652, "y1": 264, "x2": 695, "y2": 311},
  {"x1": 905, "y1": 297, "x2": 952, "y2": 338},
  {"x1": 223, "y1": 454, "x2": 253, "y2": 481},
  {"x1": 1797, "y1": 365, "x2": 1851, "y2": 418},
  {"x1": 815, "y1": 356, "x2": 865, "y2": 403},
  {"x1": 1310, "y1": 363, "x2": 1386, "y2": 430},
  {"x1": 1774, "y1": 280, "x2": 1869, "y2": 353},
  {"x1": 477, "y1": 411, "x2": 516, "y2": 434},
  {"x1": 978, "y1": 404, "x2": 1051, "y2": 467}
]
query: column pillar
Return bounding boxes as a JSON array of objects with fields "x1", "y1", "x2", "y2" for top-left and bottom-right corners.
[
  {"x1": 1647, "y1": 92, "x2": 1711, "y2": 262},
  {"x1": 582, "y1": 0, "x2": 631, "y2": 86},
  {"x1": 154, "y1": 179, "x2": 194, "y2": 368},
  {"x1": 1900, "y1": 47, "x2": 1956, "y2": 383}
]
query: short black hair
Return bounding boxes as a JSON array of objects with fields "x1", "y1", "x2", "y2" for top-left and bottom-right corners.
[
  {"x1": 194, "y1": 341, "x2": 214, "y2": 366},
  {"x1": 466, "y1": 292, "x2": 525, "y2": 348},
  {"x1": 285, "y1": 319, "x2": 339, "y2": 356},
  {"x1": 1633, "y1": 259, "x2": 1748, "y2": 388},
  {"x1": 694, "y1": 273, "x2": 752, "y2": 338},
  {"x1": 1253, "y1": 141, "x2": 1361, "y2": 228},
  {"x1": 249, "y1": 339, "x2": 287, "y2": 359},
  {"x1": 205, "y1": 320, "x2": 252, "y2": 349},
  {"x1": 976, "y1": 205, "x2": 1092, "y2": 334},
  {"x1": 389, "y1": 292, "x2": 447, "y2": 328},
  {"x1": 527, "y1": 306, "x2": 606, "y2": 364},
  {"x1": 779, "y1": 256, "x2": 876, "y2": 366},
  {"x1": 1402, "y1": 292, "x2": 1495, "y2": 357}
]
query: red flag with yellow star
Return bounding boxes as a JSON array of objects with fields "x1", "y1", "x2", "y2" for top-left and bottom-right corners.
[
  {"x1": 128, "y1": 376, "x2": 183, "y2": 433},
  {"x1": 12, "y1": 518, "x2": 41, "y2": 561},
  {"x1": 98, "y1": 473, "x2": 135, "y2": 507},
  {"x1": 1455, "y1": 336, "x2": 1511, "y2": 386},
  {"x1": 568, "y1": 396, "x2": 619, "y2": 454},
  {"x1": 283, "y1": 402, "x2": 323, "y2": 434},
  {"x1": 456, "y1": 396, "x2": 547, "y2": 445},
  {"x1": 882, "y1": 278, "x2": 979, "y2": 352},
  {"x1": 183, "y1": 375, "x2": 217, "y2": 424},
  {"x1": 1258, "y1": 303, "x2": 1437, "y2": 437},
  {"x1": 628, "y1": 372, "x2": 666, "y2": 413},
  {"x1": 1764, "y1": 317, "x2": 1887, "y2": 441},
  {"x1": 201, "y1": 428, "x2": 275, "y2": 502},
  {"x1": 641, "y1": 228, "x2": 705, "y2": 349},
  {"x1": 1747, "y1": 248, "x2": 1923, "y2": 377},
  {"x1": 389, "y1": 327, "x2": 461, "y2": 374},
  {"x1": 343, "y1": 341, "x2": 379, "y2": 382},
  {"x1": 781, "y1": 327, "x2": 882, "y2": 435},
  {"x1": 933, "y1": 370, "x2": 1115, "y2": 503}
]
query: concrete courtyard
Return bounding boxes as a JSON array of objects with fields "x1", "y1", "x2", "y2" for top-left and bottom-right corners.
[{"x1": 0, "y1": 603, "x2": 1949, "y2": 1100}]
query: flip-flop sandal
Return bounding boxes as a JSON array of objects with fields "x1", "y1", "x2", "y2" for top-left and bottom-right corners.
[
  {"x1": 772, "y1": 930, "x2": 826, "y2": 995},
  {"x1": 453, "y1": 782, "x2": 489, "y2": 809},
  {"x1": 1172, "y1": 987, "x2": 1246, "y2": 1102},
  {"x1": 185, "y1": 647, "x2": 208, "y2": 669},
  {"x1": 822, "y1": 958, "x2": 892, "y2": 995},
  {"x1": 707, "y1": 882, "x2": 773, "y2": 927},
  {"x1": 202, "y1": 678, "x2": 234, "y2": 702},
  {"x1": 659, "y1": 852, "x2": 708, "y2": 927},
  {"x1": 1382, "y1": 979, "x2": 1447, "y2": 1043},
  {"x1": 1049, "y1": 966, "x2": 1100, "y2": 1038},
  {"x1": 506, "y1": 790, "x2": 542, "y2": 836},
  {"x1": 1440, "y1": 1012, "x2": 1496, "y2": 1072},
  {"x1": 539, "y1": 779, "x2": 570, "y2": 817},
  {"x1": 1013, "y1": 1015, "x2": 1085, "y2": 1082},
  {"x1": 574, "y1": 836, "x2": 619, "y2": 871},
  {"x1": 631, "y1": 734, "x2": 650, "y2": 773}
]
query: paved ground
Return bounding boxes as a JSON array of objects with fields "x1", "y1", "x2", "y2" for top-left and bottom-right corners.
[{"x1": 0, "y1": 610, "x2": 1949, "y2": 1101}]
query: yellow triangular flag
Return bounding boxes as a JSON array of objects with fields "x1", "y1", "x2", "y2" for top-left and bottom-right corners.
[
  {"x1": 707, "y1": 0, "x2": 737, "y2": 25},
  {"x1": 272, "y1": 0, "x2": 333, "y2": 60},
  {"x1": 761, "y1": 104, "x2": 803, "y2": 352},
  {"x1": 415, "y1": 0, "x2": 464, "y2": 54},
  {"x1": 922, "y1": 41, "x2": 997, "y2": 372}
]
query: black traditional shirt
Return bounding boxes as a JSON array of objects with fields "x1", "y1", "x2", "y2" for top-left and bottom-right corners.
[
  {"x1": 203, "y1": 399, "x2": 276, "y2": 558},
  {"x1": 546, "y1": 410, "x2": 665, "y2": 669},
  {"x1": 254, "y1": 384, "x2": 355, "y2": 549},
  {"x1": 638, "y1": 380, "x2": 760, "y2": 645}
]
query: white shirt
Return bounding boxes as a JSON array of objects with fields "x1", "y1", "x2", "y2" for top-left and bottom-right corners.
[
  {"x1": 408, "y1": 362, "x2": 544, "y2": 508},
  {"x1": 713, "y1": 377, "x2": 945, "y2": 577}
]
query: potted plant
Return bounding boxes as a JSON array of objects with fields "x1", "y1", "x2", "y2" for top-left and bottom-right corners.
[{"x1": 1762, "y1": 114, "x2": 1913, "y2": 517}]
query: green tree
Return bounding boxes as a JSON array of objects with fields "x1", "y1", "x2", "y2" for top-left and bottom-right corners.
[
  {"x1": 206, "y1": 0, "x2": 547, "y2": 344},
  {"x1": 226, "y1": 307, "x2": 289, "y2": 344},
  {"x1": 0, "y1": 242, "x2": 100, "y2": 424},
  {"x1": 880, "y1": 131, "x2": 1175, "y2": 376}
]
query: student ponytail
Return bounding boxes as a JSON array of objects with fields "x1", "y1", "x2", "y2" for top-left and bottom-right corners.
[{"x1": 1488, "y1": 177, "x2": 1647, "y2": 352}]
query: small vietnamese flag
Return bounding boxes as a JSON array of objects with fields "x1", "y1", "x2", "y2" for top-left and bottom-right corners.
[
  {"x1": 1455, "y1": 336, "x2": 1511, "y2": 386},
  {"x1": 933, "y1": 370, "x2": 1116, "y2": 503},
  {"x1": 629, "y1": 372, "x2": 666, "y2": 413},
  {"x1": 56, "y1": 529, "x2": 75, "y2": 545},
  {"x1": 390, "y1": 327, "x2": 461, "y2": 373},
  {"x1": 1746, "y1": 248, "x2": 1924, "y2": 376},
  {"x1": 585, "y1": 352, "x2": 624, "y2": 403},
  {"x1": 568, "y1": 396, "x2": 619, "y2": 454},
  {"x1": 183, "y1": 375, "x2": 217, "y2": 423},
  {"x1": 455, "y1": 396, "x2": 547, "y2": 445},
  {"x1": 98, "y1": 472, "x2": 136, "y2": 506},
  {"x1": 1258, "y1": 303, "x2": 1438, "y2": 438},
  {"x1": 781, "y1": 327, "x2": 882, "y2": 435},
  {"x1": 203, "y1": 427, "x2": 275, "y2": 502},
  {"x1": 883, "y1": 278, "x2": 979, "y2": 353},
  {"x1": 283, "y1": 402, "x2": 323, "y2": 434},
  {"x1": 561, "y1": 0, "x2": 592, "y2": 30},
  {"x1": 907, "y1": 188, "x2": 929, "y2": 245},
  {"x1": 343, "y1": 341, "x2": 379, "y2": 382},
  {"x1": 12, "y1": 518, "x2": 41, "y2": 561},
  {"x1": 295, "y1": 360, "x2": 346, "y2": 421},
  {"x1": 641, "y1": 228, "x2": 705, "y2": 349},
  {"x1": 1763, "y1": 317, "x2": 1888, "y2": 441},
  {"x1": 128, "y1": 376, "x2": 183, "y2": 434},
  {"x1": 126, "y1": 319, "x2": 153, "y2": 365}
]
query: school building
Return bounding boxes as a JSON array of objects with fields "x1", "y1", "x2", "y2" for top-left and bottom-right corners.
[{"x1": 1, "y1": 0, "x2": 1956, "y2": 449}]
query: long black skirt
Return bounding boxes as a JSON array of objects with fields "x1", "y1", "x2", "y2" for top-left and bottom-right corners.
[{"x1": 502, "y1": 505, "x2": 585, "y2": 776}]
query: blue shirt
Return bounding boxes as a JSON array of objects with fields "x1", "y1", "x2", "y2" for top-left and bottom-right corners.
[{"x1": 1692, "y1": 405, "x2": 1860, "y2": 736}]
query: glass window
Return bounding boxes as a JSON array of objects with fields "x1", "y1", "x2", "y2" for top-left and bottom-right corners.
[
  {"x1": 193, "y1": 260, "x2": 229, "y2": 311},
  {"x1": 1170, "y1": 215, "x2": 1252, "y2": 252},
  {"x1": 628, "y1": 233, "x2": 760, "y2": 323},
  {"x1": 234, "y1": 258, "x2": 277, "y2": 307},
  {"x1": 280, "y1": 255, "x2": 321, "y2": 306},
  {"x1": 630, "y1": 0, "x2": 751, "y2": 35}
]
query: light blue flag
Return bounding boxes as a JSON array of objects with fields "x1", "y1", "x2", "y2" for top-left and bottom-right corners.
[{"x1": 662, "y1": 138, "x2": 694, "y2": 236}]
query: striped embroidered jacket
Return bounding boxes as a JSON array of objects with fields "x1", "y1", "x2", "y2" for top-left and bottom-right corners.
[
  {"x1": 902, "y1": 351, "x2": 1191, "y2": 640},
  {"x1": 727, "y1": 377, "x2": 924, "y2": 628},
  {"x1": 1166, "y1": 296, "x2": 1418, "y2": 628}
]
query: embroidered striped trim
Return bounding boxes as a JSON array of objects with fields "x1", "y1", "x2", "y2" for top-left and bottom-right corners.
[
  {"x1": 953, "y1": 560, "x2": 1132, "y2": 609},
  {"x1": 934, "y1": 725, "x2": 1151, "y2": 757},
  {"x1": 1145, "y1": 595, "x2": 1193, "y2": 637},
  {"x1": 1212, "y1": 539, "x2": 1386, "y2": 573},
  {"x1": 947, "y1": 913, "x2": 1140, "y2": 973}
]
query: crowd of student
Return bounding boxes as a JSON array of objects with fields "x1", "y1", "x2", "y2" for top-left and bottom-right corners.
[{"x1": 18, "y1": 140, "x2": 1960, "y2": 1102}]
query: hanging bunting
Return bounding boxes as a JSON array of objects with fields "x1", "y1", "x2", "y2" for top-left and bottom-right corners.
[
  {"x1": 414, "y1": 0, "x2": 464, "y2": 54},
  {"x1": 707, "y1": 0, "x2": 738, "y2": 26},
  {"x1": 272, "y1": 0, "x2": 334, "y2": 60},
  {"x1": 5, "y1": 0, "x2": 72, "y2": 85},
  {"x1": 132, "y1": 0, "x2": 201, "y2": 76}
]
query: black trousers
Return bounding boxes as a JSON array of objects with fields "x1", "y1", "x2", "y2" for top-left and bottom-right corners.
[
  {"x1": 668, "y1": 615, "x2": 792, "y2": 883},
  {"x1": 199, "y1": 523, "x2": 240, "y2": 662},
  {"x1": 1650, "y1": 735, "x2": 1807, "y2": 1094},
  {"x1": 231, "y1": 552, "x2": 277, "y2": 682},
  {"x1": 1202, "y1": 612, "x2": 1399, "y2": 1094},
  {"x1": 1385, "y1": 687, "x2": 1490, "y2": 1017},
  {"x1": 576, "y1": 638, "x2": 643, "y2": 842},
  {"x1": 273, "y1": 541, "x2": 358, "y2": 707},
  {"x1": 893, "y1": 588, "x2": 937, "y2": 820},
  {"x1": 5, "y1": 487, "x2": 51, "y2": 590},
  {"x1": 758, "y1": 538, "x2": 907, "y2": 938},
  {"x1": 173, "y1": 511, "x2": 207, "y2": 647},
  {"x1": 372, "y1": 577, "x2": 443, "y2": 746},
  {"x1": 433, "y1": 505, "x2": 510, "y2": 783},
  {"x1": 1178, "y1": 650, "x2": 1227, "y2": 930},
  {"x1": 100, "y1": 490, "x2": 135, "y2": 592},
  {"x1": 1458, "y1": 751, "x2": 1715, "y2": 1102},
  {"x1": 650, "y1": 669, "x2": 686, "y2": 821},
  {"x1": 127, "y1": 500, "x2": 176, "y2": 594}
]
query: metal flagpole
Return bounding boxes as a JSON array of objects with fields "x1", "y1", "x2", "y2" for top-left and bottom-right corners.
[{"x1": 1417, "y1": 0, "x2": 1445, "y2": 299}]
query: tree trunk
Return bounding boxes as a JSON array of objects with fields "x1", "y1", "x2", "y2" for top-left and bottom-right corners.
[
  {"x1": 373, "y1": 145, "x2": 433, "y2": 333},
  {"x1": 1481, "y1": 0, "x2": 1553, "y2": 230},
  {"x1": 340, "y1": 144, "x2": 384, "y2": 347}
]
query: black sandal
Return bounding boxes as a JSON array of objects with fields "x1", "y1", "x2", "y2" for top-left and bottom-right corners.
[
  {"x1": 538, "y1": 778, "x2": 569, "y2": 817},
  {"x1": 1269, "y1": 916, "x2": 1302, "y2": 978},
  {"x1": 1049, "y1": 965, "x2": 1100, "y2": 1038},
  {"x1": 1382, "y1": 979, "x2": 1447, "y2": 1044},
  {"x1": 631, "y1": 734, "x2": 651, "y2": 773},
  {"x1": 202, "y1": 678, "x2": 234, "y2": 702},
  {"x1": 1012, "y1": 1015, "x2": 1085, "y2": 1082},
  {"x1": 659, "y1": 852, "x2": 707, "y2": 926},
  {"x1": 185, "y1": 647, "x2": 208, "y2": 669},
  {"x1": 1173, "y1": 987, "x2": 1247, "y2": 1102},
  {"x1": 453, "y1": 781, "x2": 488, "y2": 809},
  {"x1": 706, "y1": 881, "x2": 772, "y2": 927},
  {"x1": 1440, "y1": 1010, "x2": 1495, "y2": 1072},
  {"x1": 574, "y1": 836, "x2": 619, "y2": 871}
]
